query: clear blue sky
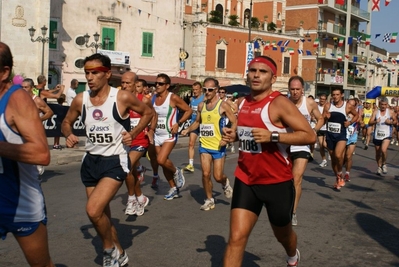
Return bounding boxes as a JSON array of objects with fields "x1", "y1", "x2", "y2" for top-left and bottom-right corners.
[{"x1": 360, "y1": 0, "x2": 399, "y2": 53}]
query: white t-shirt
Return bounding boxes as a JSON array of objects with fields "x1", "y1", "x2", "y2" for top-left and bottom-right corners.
[{"x1": 66, "y1": 87, "x2": 77, "y2": 106}]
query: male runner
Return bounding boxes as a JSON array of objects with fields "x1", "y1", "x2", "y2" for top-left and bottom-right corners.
[
  {"x1": 184, "y1": 81, "x2": 204, "y2": 173},
  {"x1": 62, "y1": 53, "x2": 152, "y2": 267},
  {"x1": 317, "y1": 94, "x2": 329, "y2": 167},
  {"x1": 361, "y1": 100, "x2": 373, "y2": 150},
  {"x1": 182, "y1": 77, "x2": 235, "y2": 210}
]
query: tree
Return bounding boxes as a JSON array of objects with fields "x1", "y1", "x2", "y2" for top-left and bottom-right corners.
[
  {"x1": 228, "y1": 15, "x2": 239, "y2": 26},
  {"x1": 267, "y1": 22, "x2": 277, "y2": 32},
  {"x1": 251, "y1": 17, "x2": 260, "y2": 29}
]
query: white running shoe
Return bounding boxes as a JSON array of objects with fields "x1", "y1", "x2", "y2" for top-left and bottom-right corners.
[
  {"x1": 319, "y1": 159, "x2": 327, "y2": 167},
  {"x1": 223, "y1": 179, "x2": 233, "y2": 199},
  {"x1": 125, "y1": 199, "x2": 137, "y2": 215},
  {"x1": 136, "y1": 195, "x2": 149, "y2": 216},
  {"x1": 37, "y1": 165, "x2": 45, "y2": 175},
  {"x1": 173, "y1": 168, "x2": 185, "y2": 189},
  {"x1": 200, "y1": 198, "x2": 215, "y2": 211},
  {"x1": 103, "y1": 247, "x2": 120, "y2": 267}
]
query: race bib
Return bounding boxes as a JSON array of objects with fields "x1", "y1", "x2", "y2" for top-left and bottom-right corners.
[
  {"x1": 157, "y1": 117, "x2": 167, "y2": 130},
  {"x1": 200, "y1": 124, "x2": 215, "y2": 137},
  {"x1": 376, "y1": 129, "x2": 387, "y2": 139},
  {"x1": 347, "y1": 125, "x2": 355, "y2": 135},
  {"x1": 237, "y1": 126, "x2": 261, "y2": 153},
  {"x1": 192, "y1": 106, "x2": 198, "y2": 112},
  {"x1": 328, "y1": 122, "x2": 341, "y2": 133},
  {"x1": 130, "y1": 118, "x2": 140, "y2": 129},
  {"x1": 87, "y1": 123, "x2": 115, "y2": 144}
]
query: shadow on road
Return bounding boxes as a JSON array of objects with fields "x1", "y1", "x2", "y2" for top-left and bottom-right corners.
[
  {"x1": 356, "y1": 213, "x2": 399, "y2": 263},
  {"x1": 196, "y1": 235, "x2": 261, "y2": 267}
]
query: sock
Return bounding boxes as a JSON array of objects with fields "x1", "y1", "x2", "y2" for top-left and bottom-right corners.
[
  {"x1": 346, "y1": 172, "x2": 350, "y2": 175},
  {"x1": 137, "y1": 165, "x2": 143, "y2": 172},
  {"x1": 128, "y1": 195, "x2": 136, "y2": 201},
  {"x1": 175, "y1": 169, "x2": 179, "y2": 175},
  {"x1": 137, "y1": 194, "x2": 144, "y2": 202},
  {"x1": 287, "y1": 253, "x2": 298, "y2": 265},
  {"x1": 189, "y1": 159, "x2": 193, "y2": 165},
  {"x1": 104, "y1": 247, "x2": 115, "y2": 254},
  {"x1": 153, "y1": 173, "x2": 158, "y2": 177}
]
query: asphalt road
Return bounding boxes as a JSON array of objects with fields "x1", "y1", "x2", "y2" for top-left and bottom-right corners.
[{"x1": 1, "y1": 140, "x2": 399, "y2": 266}]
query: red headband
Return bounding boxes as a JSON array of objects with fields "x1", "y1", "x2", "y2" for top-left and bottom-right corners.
[
  {"x1": 248, "y1": 57, "x2": 277, "y2": 75},
  {"x1": 84, "y1": 66, "x2": 110, "y2": 72}
]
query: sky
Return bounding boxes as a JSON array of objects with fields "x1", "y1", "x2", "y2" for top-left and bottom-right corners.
[{"x1": 360, "y1": 0, "x2": 399, "y2": 53}]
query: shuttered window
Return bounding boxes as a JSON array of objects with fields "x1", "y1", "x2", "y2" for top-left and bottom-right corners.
[
  {"x1": 142, "y1": 32, "x2": 153, "y2": 57},
  {"x1": 102, "y1": 27, "x2": 115, "y2": 50}
]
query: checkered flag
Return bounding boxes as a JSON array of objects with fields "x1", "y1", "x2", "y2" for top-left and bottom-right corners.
[{"x1": 382, "y1": 33, "x2": 391, "y2": 42}]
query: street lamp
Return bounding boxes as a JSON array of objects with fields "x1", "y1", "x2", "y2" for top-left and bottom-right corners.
[
  {"x1": 84, "y1": 32, "x2": 110, "y2": 53},
  {"x1": 29, "y1": 25, "x2": 59, "y2": 75}
]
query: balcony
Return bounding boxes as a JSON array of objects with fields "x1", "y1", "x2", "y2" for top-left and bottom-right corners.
[
  {"x1": 349, "y1": 29, "x2": 368, "y2": 41},
  {"x1": 351, "y1": 5, "x2": 370, "y2": 21},
  {"x1": 326, "y1": 22, "x2": 346, "y2": 37},
  {"x1": 348, "y1": 76, "x2": 366, "y2": 86},
  {"x1": 319, "y1": 0, "x2": 347, "y2": 14}
]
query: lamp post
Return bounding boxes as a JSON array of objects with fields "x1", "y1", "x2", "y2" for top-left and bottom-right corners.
[
  {"x1": 29, "y1": 25, "x2": 59, "y2": 75},
  {"x1": 84, "y1": 32, "x2": 110, "y2": 53}
]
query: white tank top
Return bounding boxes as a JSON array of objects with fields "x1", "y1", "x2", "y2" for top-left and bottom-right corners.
[
  {"x1": 374, "y1": 110, "x2": 392, "y2": 140},
  {"x1": 318, "y1": 104, "x2": 327, "y2": 131},
  {"x1": 291, "y1": 96, "x2": 311, "y2": 153},
  {"x1": 153, "y1": 92, "x2": 177, "y2": 137},
  {"x1": 82, "y1": 87, "x2": 130, "y2": 156}
]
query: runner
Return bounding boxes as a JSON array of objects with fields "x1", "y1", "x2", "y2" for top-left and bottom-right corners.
[
  {"x1": 361, "y1": 100, "x2": 373, "y2": 150},
  {"x1": 121, "y1": 72, "x2": 157, "y2": 216},
  {"x1": 150, "y1": 73, "x2": 192, "y2": 199},
  {"x1": 368, "y1": 97, "x2": 397, "y2": 175},
  {"x1": 323, "y1": 89, "x2": 358, "y2": 190},
  {"x1": 288, "y1": 76, "x2": 323, "y2": 226},
  {"x1": 0, "y1": 41, "x2": 54, "y2": 267},
  {"x1": 222, "y1": 56, "x2": 316, "y2": 267},
  {"x1": 61, "y1": 53, "x2": 153, "y2": 267},
  {"x1": 181, "y1": 77, "x2": 235, "y2": 210},
  {"x1": 317, "y1": 94, "x2": 329, "y2": 167},
  {"x1": 184, "y1": 81, "x2": 204, "y2": 173}
]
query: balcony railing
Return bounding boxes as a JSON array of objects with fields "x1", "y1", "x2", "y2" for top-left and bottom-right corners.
[
  {"x1": 333, "y1": 25, "x2": 346, "y2": 36},
  {"x1": 348, "y1": 76, "x2": 366, "y2": 86},
  {"x1": 351, "y1": 5, "x2": 370, "y2": 20}
]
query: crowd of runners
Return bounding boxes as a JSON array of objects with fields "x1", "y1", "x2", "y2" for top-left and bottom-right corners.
[{"x1": 1, "y1": 40, "x2": 398, "y2": 267}]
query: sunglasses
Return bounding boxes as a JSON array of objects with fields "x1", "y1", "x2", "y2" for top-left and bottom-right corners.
[
  {"x1": 203, "y1": 87, "x2": 216, "y2": 92},
  {"x1": 155, "y1": 82, "x2": 167, "y2": 86}
]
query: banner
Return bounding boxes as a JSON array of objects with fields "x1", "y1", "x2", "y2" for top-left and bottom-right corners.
[
  {"x1": 44, "y1": 104, "x2": 86, "y2": 137},
  {"x1": 244, "y1": 42, "x2": 255, "y2": 78},
  {"x1": 98, "y1": 49, "x2": 131, "y2": 65}
]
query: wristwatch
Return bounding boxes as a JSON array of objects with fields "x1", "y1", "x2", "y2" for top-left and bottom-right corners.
[{"x1": 271, "y1": 131, "x2": 279, "y2": 143}]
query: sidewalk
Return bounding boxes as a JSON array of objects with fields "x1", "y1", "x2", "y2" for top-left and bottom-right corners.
[{"x1": 47, "y1": 136, "x2": 190, "y2": 166}]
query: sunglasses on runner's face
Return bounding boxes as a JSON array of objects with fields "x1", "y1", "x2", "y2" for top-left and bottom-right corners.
[
  {"x1": 155, "y1": 82, "x2": 167, "y2": 86},
  {"x1": 202, "y1": 87, "x2": 216, "y2": 92}
]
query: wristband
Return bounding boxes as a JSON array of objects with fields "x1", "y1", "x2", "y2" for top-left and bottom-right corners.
[{"x1": 271, "y1": 131, "x2": 279, "y2": 143}]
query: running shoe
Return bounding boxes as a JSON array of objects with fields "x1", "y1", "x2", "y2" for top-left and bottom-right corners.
[
  {"x1": 382, "y1": 164, "x2": 388, "y2": 174},
  {"x1": 292, "y1": 213, "x2": 298, "y2": 226},
  {"x1": 338, "y1": 178, "x2": 346, "y2": 188},
  {"x1": 396, "y1": 141, "x2": 398, "y2": 146},
  {"x1": 319, "y1": 159, "x2": 328, "y2": 167},
  {"x1": 118, "y1": 250, "x2": 129, "y2": 267},
  {"x1": 287, "y1": 249, "x2": 300, "y2": 267},
  {"x1": 136, "y1": 195, "x2": 149, "y2": 216},
  {"x1": 125, "y1": 199, "x2": 137, "y2": 215},
  {"x1": 200, "y1": 198, "x2": 215, "y2": 211},
  {"x1": 184, "y1": 164, "x2": 195, "y2": 173},
  {"x1": 376, "y1": 166, "x2": 382, "y2": 176},
  {"x1": 103, "y1": 247, "x2": 120, "y2": 267},
  {"x1": 37, "y1": 165, "x2": 45, "y2": 175},
  {"x1": 138, "y1": 166, "x2": 147, "y2": 183},
  {"x1": 164, "y1": 187, "x2": 180, "y2": 200},
  {"x1": 364, "y1": 144, "x2": 368, "y2": 150},
  {"x1": 151, "y1": 175, "x2": 159, "y2": 189},
  {"x1": 223, "y1": 179, "x2": 233, "y2": 199},
  {"x1": 173, "y1": 168, "x2": 185, "y2": 189},
  {"x1": 344, "y1": 173, "x2": 350, "y2": 182}
]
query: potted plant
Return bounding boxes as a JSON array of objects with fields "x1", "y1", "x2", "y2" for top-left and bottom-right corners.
[{"x1": 228, "y1": 14, "x2": 239, "y2": 26}]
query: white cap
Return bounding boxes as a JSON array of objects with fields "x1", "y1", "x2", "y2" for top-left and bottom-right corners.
[
  {"x1": 315, "y1": 99, "x2": 320, "y2": 103},
  {"x1": 349, "y1": 95, "x2": 354, "y2": 99}
]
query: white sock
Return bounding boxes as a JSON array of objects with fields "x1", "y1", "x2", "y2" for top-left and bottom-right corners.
[
  {"x1": 287, "y1": 253, "x2": 298, "y2": 265},
  {"x1": 346, "y1": 171, "x2": 350, "y2": 175},
  {"x1": 189, "y1": 159, "x2": 193, "y2": 165},
  {"x1": 128, "y1": 195, "x2": 136, "y2": 201},
  {"x1": 137, "y1": 194, "x2": 144, "y2": 202}
]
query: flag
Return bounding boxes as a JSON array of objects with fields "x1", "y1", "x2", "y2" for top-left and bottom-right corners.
[
  {"x1": 390, "y1": 33, "x2": 398, "y2": 43},
  {"x1": 283, "y1": 40, "x2": 290, "y2": 46},
  {"x1": 347, "y1": 36, "x2": 353, "y2": 45},
  {"x1": 298, "y1": 49, "x2": 303, "y2": 54},
  {"x1": 254, "y1": 41, "x2": 260, "y2": 49},
  {"x1": 280, "y1": 47, "x2": 285, "y2": 52},
  {"x1": 353, "y1": 56, "x2": 358, "y2": 62},
  {"x1": 375, "y1": 33, "x2": 381, "y2": 39},
  {"x1": 313, "y1": 38, "x2": 320, "y2": 47},
  {"x1": 385, "y1": 0, "x2": 391, "y2": 6},
  {"x1": 383, "y1": 58, "x2": 388, "y2": 63},
  {"x1": 295, "y1": 39, "x2": 300, "y2": 44},
  {"x1": 345, "y1": 54, "x2": 350, "y2": 59},
  {"x1": 376, "y1": 57, "x2": 382, "y2": 63},
  {"x1": 365, "y1": 34, "x2": 371, "y2": 45},
  {"x1": 372, "y1": 0, "x2": 380, "y2": 11},
  {"x1": 273, "y1": 46, "x2": 278, "y2": 50},
  {"x1": 289, "y1": 48, "x2": 295, "y2": 55},
  {"x1": 331, "y1": 53, "x2": 335, "y2": 57},
  {"x1": 336, "y1": 0, "x2": 344, "y2": 5},
  {"x1": 277, "y1": 40, "x2": 283, "y2": 46},
  {"x1": 391, "y1": 59, "x2": 397, "y2": 65},
  {"x1": 301, "y1": 39, "x2": 306, "y2": 42},
  {"x1": 318, "y1": 0, "x2": 323, "y2": 3},
  {"x1": 338, "y1": 37, "x2": 344, "y2": 46},
  {"x1": 306, "y1": 50, "x2": 312, "y2": 55},
  {"x1": 337, "y1": 54, "x2": 342, "y2": 61},
  {"x1": 357, "y1": 36, "x2": 362, "y2": 43}
]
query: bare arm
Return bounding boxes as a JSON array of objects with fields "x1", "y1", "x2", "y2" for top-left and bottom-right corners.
[
  {"x1": 182, "y1": 102, "x2": 203, "y2": 135},
  {"x1": 0, "y1": 89, "x2": 50, "y2": 165},
  {"x1": 309, "y1": 99, "x2": 323, "y2": 131},
  {"x1": 344, "y1": 103, "x2": 359, "y2": 128},
  {"x1": 40, "y1": 84, "x2": 64, "y2": 99},
  {"x1": 35, "y1": 97, "x2": 54, "y2": 121},
  {"x1": 368, "y1": 110, "x2": 378, "y2": 125},
  {"x1": 61, "y1": 93, "x2": 83, "y2": 147},
  {"x1": 142, "y1": 96, "x2": 157, "y2": 144},
  {"x1": 171, "y1": 94, "x2": 192, "y2": 134}
]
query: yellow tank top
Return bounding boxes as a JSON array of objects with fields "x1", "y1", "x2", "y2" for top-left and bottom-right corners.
[
  {"x1": 199, "y1": 99, "x2": 225, "y2": 150},
  {"x1": 363, "y1": 108, "x2": 373, "y2": 124}
]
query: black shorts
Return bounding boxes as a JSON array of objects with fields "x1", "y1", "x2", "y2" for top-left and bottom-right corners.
[
  {"x1": 231, "y1": 178, "x2": 295, "y2": 227},
  {"x1": 373, "y1": 137, "x2": 391, "y2": 147},
  {"x1": 317, "y1": 130, "x2": 326, "y2": 137},
  {"x1": 290, "y1": 151, "x2": 313, "y2": 162},
  {"x1": 81, "y1": 153, "x2": 130, "y2": 187}
]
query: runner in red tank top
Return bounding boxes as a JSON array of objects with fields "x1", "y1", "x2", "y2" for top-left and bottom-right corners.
[{"x1": 222, "y1": 56, "x2": 316, "y2": 267}]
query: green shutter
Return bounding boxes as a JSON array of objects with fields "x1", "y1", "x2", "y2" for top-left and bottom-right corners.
[
  {"x1": 76, "y1": 82, "x2": 86, "y2": 94},
  {"x1": 142, "y1": 32, "x2": 153, "y2": 57},
  {"x1": 102, "y1": 28, "x2": 115, "y2": 51},
  {"x1": 49, "y1": 20, "x2": 58, "y2": 49}
]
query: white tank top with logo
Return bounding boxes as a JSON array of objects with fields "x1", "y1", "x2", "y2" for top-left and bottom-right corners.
[{"x1": 291, "y1": 96, "x2": 311, "y2": 153}]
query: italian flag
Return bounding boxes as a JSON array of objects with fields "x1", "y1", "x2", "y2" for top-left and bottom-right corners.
[
  {"x1": 365, "y1": 34, "x2": 371, "y2": 45},
  {"x1": 313, "y1": 38, "x2": 320, "y2": 47},
  {"x1": 337, "y1": 54, "x2": 342, "y2": 61},
  {"x1": 288, "y1": 48, "x2": 295, "y2": 55},
  {"x1": 390, "y1": 32, "x2": 398, "y2": 43},
  {"x1": 338, "y1": 37, "x2": 345, "y2": 46}
]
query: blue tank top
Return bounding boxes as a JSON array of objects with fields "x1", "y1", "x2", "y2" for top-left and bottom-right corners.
[{"x1": 190, "y1": 94, "x2": 205, "y2": 122}]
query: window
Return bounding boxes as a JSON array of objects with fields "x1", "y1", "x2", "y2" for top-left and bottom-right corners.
[
  {"x1": 76, "y1": 82, "x2": 87, "y2": 94},
  {"x1": 217, "y1": 49, "x2": 226, "y2": 69},
  {"x1": 49, "y1": 20, "x2": 58, "y2": 49},
  {"x1": 75, "y1": 36, "x2": 85, "y2": 46},
  {"x1": 102, "y1": 27, "x2": 115, "y2": 50},
  {"x1": 75, "y1": 59, "x2": 85, "y2": 69},
  {"x1": 283, "y1": 57, "x2": 290, "y2": 74},
  {"x1": 142, "y1": 32, "x2": 153, "y2": 57}
]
